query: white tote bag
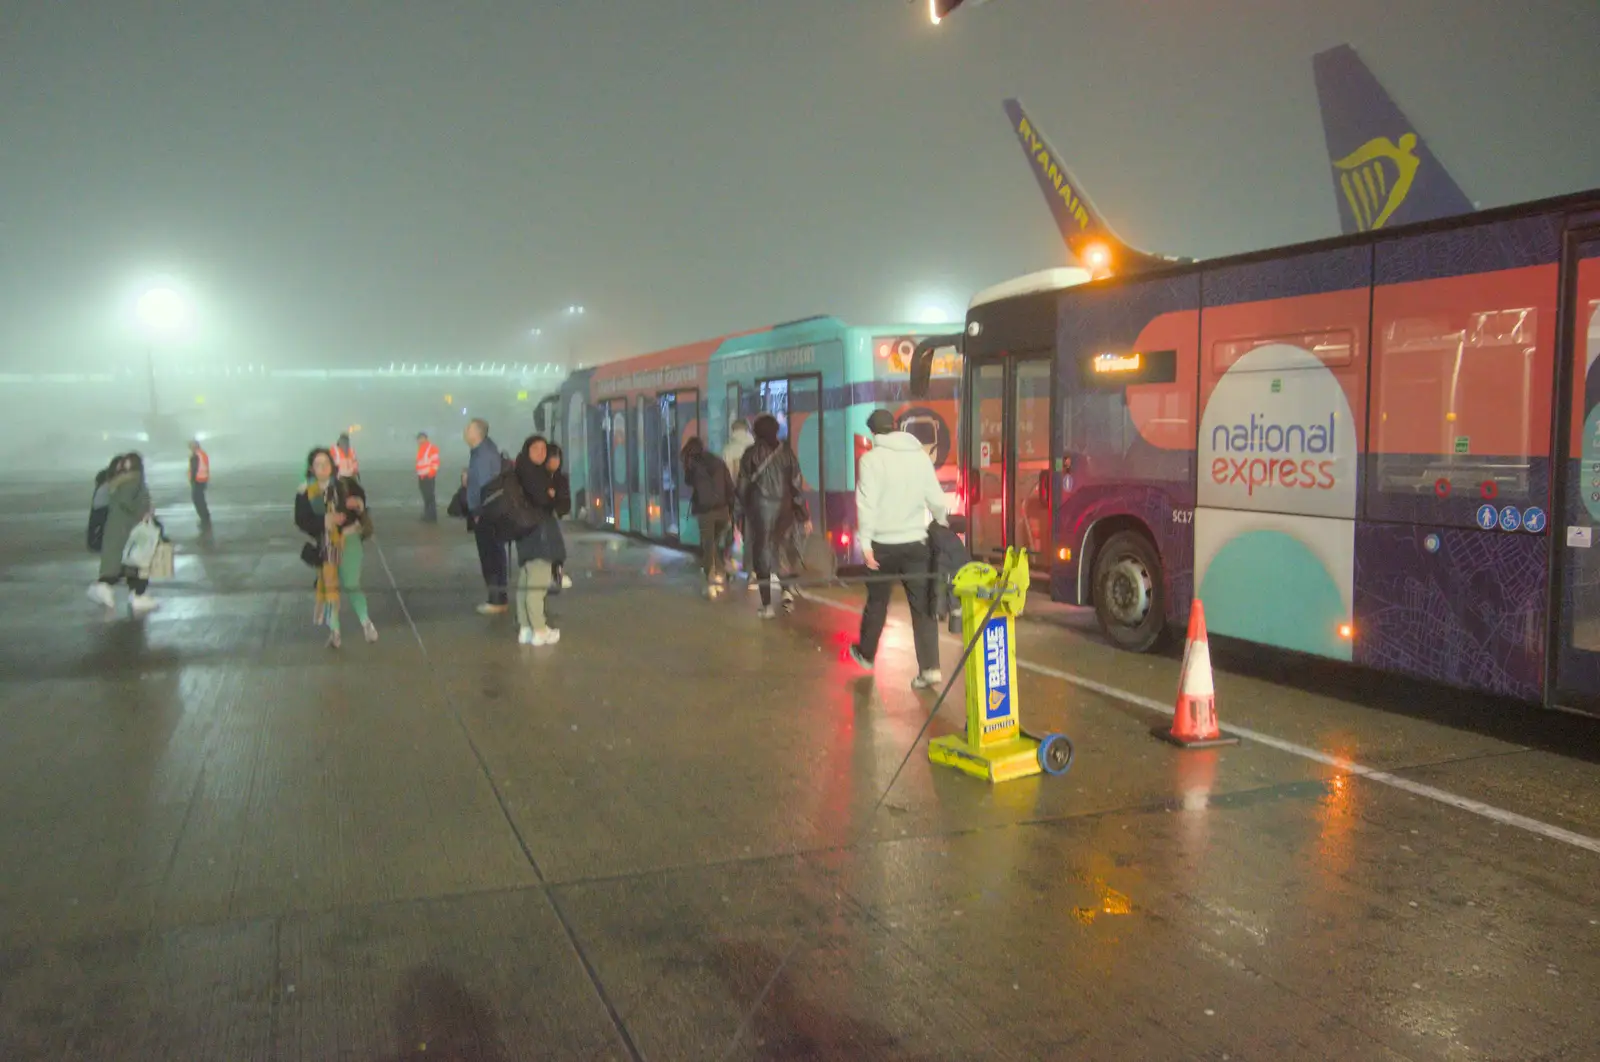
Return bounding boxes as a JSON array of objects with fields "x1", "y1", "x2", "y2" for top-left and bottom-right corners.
[{"x1": 121, "y1": 520, "x2": 161, "y2": 571}]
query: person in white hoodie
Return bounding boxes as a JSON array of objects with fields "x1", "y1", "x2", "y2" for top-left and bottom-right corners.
[
  {"x1": 721, "y1": 418, "x2": 756, "y2": 584},
  {"x1": 848, "y1": 409, "x2": 948, "y2": 688}
]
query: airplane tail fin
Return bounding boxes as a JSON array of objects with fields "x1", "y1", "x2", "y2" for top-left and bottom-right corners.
[
  {"x1": 1002, "y1": 98, "x2": 1182, "y2": 277},
  {"x1": 1312, "y1": 44, "x2": 1474, "y2": 233}
]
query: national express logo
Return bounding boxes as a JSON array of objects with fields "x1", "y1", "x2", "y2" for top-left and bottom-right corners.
[
  {"x1": 1198, "y1": 343, "x2": 1356, "y2": 519},
  {"x1": 1332, "y1": 134, "x2": 1420, "y2": 232},
  {"x1": 1209, "y1": 413, "x2": 1338, "y2": 494}
]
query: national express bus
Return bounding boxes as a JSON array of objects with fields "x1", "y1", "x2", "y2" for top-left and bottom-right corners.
[
  {"x1": 915, "y1": 189, "x2": 1600, "y2": 710},
  {"x1": 543, "y1": 315, "x2": 963, "y2": 567}
]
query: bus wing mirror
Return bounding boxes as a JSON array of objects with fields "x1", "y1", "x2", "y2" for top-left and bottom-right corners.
[{"x1": 909, "y1": 333, "x2": 963, "y2": 399}]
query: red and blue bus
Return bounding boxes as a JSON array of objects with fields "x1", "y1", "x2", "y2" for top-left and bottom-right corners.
[{"x1": 927, "y1": 189, "x2": 1600, "y2": 709}]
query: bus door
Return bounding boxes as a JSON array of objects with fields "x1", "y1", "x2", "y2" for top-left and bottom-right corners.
[
  {"x1": 757, "y1": 373, "x2": 825, "y2": 534},
  {"x1": 644, "y1": 396, "x2": 667, "y2": 537},
  {"x1": 604, "y1": 398, "x2": 629, "y2": 529},
  {"x1": 963, "y1": 355, "x2": 1054, "y2": 567},
  {"x1": 1551, "y1": 228, "x2": 1600, "y2": 708},
  {"x1": 653, "y1": 388, "x2": 701, "y2": 541}
]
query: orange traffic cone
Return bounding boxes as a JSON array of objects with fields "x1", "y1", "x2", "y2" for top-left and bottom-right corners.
[{"x1": 1154, "y1": 599, "x2": 1239, "y2": 749}]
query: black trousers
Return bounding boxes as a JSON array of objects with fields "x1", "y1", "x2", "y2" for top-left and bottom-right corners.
[
  {"x1": 418, "y1": 476, "x2": 437, "y2": 521},
  {"x1": 857, "y1": 539, "x2": 940, "y2": 673},
  {"x1": 191, "y1": 482, "x2": 211, "y2": 525},
  {"x1": 696, "y1": 509, "x2": 731, "y2": 581},
  {"x1": 474, "y1": 523, "x2": 509, "y2": 605}
]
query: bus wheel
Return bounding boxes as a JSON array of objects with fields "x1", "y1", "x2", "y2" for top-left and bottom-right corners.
[{"x1": 1092, "y1": 530, "x2": 1165, "y2": 652}]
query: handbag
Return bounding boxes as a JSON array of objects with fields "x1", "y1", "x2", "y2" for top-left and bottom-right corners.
[
  {"x1": 147, "y1": 539, "x2": 176, "y2": 580},
  {"x1": 121, "y1": 520, "x2": 161, "y2": 570},
  {"x1": 300, "y1": 542, "x2": 324, "y2": 568}
]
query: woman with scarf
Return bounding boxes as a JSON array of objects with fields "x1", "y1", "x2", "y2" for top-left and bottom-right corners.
[
  {"x1": 736, "y1": 414, "x2": 810, "y2": 618},
  {"x1": 295, "y1": 446, "x2": 375, "y2": 648},
  {"x1": 87, "y1": 452, "x2": 160, "y2": 614},
  {"x1": 512, "y1": 434, "x2": 561, "y2": 646}
]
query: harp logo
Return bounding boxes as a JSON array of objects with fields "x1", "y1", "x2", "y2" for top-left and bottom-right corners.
[{"x1": 1333, "y1": 133, "x2": 1421, "y2": 231}]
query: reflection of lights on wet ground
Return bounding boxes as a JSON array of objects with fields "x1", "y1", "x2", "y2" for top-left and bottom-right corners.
[{"x1": 1071, "y1": 880, "x2": 1135, "y2": 925}]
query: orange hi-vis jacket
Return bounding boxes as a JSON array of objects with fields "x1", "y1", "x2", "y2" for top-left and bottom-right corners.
[
  {"x1": 190, "y1": 447, "x2": 210, "y2": 484},
  {"x1": 416, "y1": 440, "x2": 441, "y2": 479},
  {"x1": 332, "y1": 444, "x2": 359, "y2": 478}
]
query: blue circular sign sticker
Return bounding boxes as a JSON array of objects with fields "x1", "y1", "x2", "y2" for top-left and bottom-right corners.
[
  {"x1": 1522, "y1": 507, "x2": 1547, "y2": 533},
  {"x1": 1499, "y1": 505, "x2": 1522, "y2": 532},
  {"x1": 1475, "y1": 504, "x2": 1499, "y2": 530}
]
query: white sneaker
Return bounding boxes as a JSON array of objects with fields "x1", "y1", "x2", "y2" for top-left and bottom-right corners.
[
  {"x1": 362, "y1": 620, "x2": 378, "y2": 643},
  {"x1": 911, "y1": 670, "x2": 943, "y2": 690},
  {"x1": 560, "y1": 573, "x2": 573, "y2": 590},
  {"x1": 518, "y1": 626, "x2": 535, "y2": 645},
  {"x1": 477, "y1": 602, "x2": 508, "y2": 615},
  {"x1": 328, "y1": 630, "x2": 341, "y2": 649},
  {"x1": 757, "y1": 605, "x2": 777, "y2": 620},
  {"x1": 532, "y1": 628, "x2": 560, "y2": 646},
  {"x1": 129, "y1": 593, "x2": 159, "y2": 614},
  {"x1": 87, "y1": 583, "x2": 115, "y2": 608}
]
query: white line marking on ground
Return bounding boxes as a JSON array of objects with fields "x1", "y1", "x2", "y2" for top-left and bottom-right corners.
[{"x1": 796, "y1": 588, "x2": 1600, "y2": 855}]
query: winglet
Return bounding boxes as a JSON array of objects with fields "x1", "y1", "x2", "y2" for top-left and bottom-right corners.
[{"x1": 1002, "y1": 97, "x2": 1184, "y2": 277}]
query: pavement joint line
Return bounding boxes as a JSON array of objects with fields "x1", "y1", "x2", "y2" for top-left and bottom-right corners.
[
  {"x1": 795, "y1": 588, "x2": 1600, "y2": 857},
  {"x1": 372, "y1": 540, "x2": 647, "y2": 1062}
]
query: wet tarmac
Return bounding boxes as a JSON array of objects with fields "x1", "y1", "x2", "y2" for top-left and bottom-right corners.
[{"x1": 1, "y1": 466, "x2": 1597, "y2": 1060}]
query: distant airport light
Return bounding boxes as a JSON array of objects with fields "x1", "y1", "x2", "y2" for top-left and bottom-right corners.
[{"x1": 137, "y1": 284, "x2": 189, "y2": 338}]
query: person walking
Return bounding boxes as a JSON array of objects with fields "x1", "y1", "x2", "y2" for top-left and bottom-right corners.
[
  {"x1": 87, "y1": 452, "x2": 160, "y2": 614},
  {"x1": 295, "y1": 447, "x2": 376, "y2": 648},
  {"x1": 736, "y1": 414, "x2": 809, "y2": 619},
  {"x1": 187, "y1": 439, "x2": 212, "y2": 529},
  {"x1": 464, "y1": 418, "x2": 509, "y2": 614},
  {"x1": 722, "y1": 418, "x2": 755, "y2": 586},
  {"x1": 848, "y1": 409, "x2": 948, "y2": 689},
  {"x1": 332, "y1": 433, "x2": 360, "y2": 480},
  {"x1": 511, "y1": 435, "x2": 561, "y2": 645},
  {"x1": 415, "y1": 431, "x2": 441, "y2": 522},
  {"x1": 683, "y1": 436, "x2": 735, "y2": 596}
]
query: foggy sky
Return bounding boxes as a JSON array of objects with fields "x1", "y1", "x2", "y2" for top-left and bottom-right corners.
[{"x1": 4, "y1": 0, "x2": 1598, "y2": 372}]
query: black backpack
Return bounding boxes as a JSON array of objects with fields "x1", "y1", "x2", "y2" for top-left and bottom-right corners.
[{"x1": 478, "y1": 468, "x2": 542, "y2": 543}]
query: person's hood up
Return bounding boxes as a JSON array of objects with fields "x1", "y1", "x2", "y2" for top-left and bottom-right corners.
[{"x1": 871, "y1": 430, "x2": 928, "y2": 454}]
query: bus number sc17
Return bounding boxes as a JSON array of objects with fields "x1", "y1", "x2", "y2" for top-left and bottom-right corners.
[{"x1": 1171, "y1": 508, "x2": 1194, "y2": 525}]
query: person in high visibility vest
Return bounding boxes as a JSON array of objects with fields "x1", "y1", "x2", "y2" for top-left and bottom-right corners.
[
  {"x1": 332, "y1": 434, "x2": 360, "y2": 480},
  {"x1": 415, "y1": 431, "x2": 441, "y2": 522},
  {"x1": 187, "y1": 439, "x2": 212, "y2": 528}
]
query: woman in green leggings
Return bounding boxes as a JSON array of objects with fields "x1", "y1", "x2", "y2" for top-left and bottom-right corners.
[{"x1": 295, "y1": 447, "x2": 377, "y2": 648}]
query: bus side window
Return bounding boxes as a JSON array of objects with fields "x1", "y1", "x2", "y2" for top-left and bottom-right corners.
[{"x1": 1368, "y1": 263, "x2": 1556, "y2": 524}]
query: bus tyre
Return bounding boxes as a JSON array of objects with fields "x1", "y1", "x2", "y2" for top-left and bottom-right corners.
[{"x1": 1092, "y1": 530, "x2": 1166, "y2": 653}]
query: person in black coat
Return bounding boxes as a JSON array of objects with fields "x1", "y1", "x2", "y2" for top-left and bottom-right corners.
[
  {"x1": 545, "y1": 442, "x2": 572, "y2": 592},
  {"x1": 510, "y1": 435, "x2": 561, "y2": 646},
  {"x1": 682, "y1": 437, "x2": 736, "y2": 594},
  {"x1": 735, "y1": 414, "x2": 810, "y2": 617}
]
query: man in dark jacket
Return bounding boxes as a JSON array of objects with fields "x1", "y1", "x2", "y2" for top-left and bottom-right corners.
[
  {"x1": 683, "y1": 437, "x2": 736, "y2": 595},
  {"x1": 464, "y1": 417, "x2": 509, "y2": 614}
]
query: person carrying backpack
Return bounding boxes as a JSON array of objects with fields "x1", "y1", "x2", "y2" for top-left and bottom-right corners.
[{"x1": 683, "y1": 436, "x2": 736, "y2": 596}]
